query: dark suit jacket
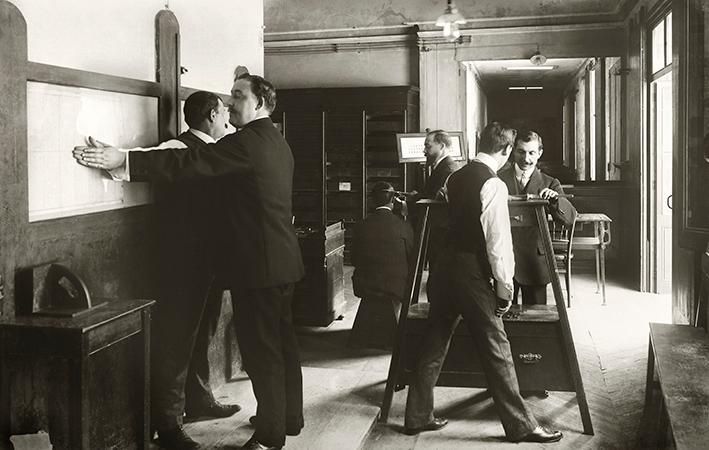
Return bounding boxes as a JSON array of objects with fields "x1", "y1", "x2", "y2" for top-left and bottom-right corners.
[
  {"x1": 154, "y1": 131, "x2": 219, "y2": 260},
  {"x1": 498, "y1": 166, "x2": 577, "y2": 285},
  {"x1": 424, "y1": 155, "x2": 460, "y2": 199},
  {"x1": 352, "y1": 208, "x2": 414, "y2": 300},
  {"x1": 409, "y1": 155, "x2": 460, "y2": 245},
  {"x1": 130, "y1": 117, "x2": 305, "y2": 290}
]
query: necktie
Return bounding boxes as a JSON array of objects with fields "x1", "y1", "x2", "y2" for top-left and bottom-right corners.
[{"x1": 519, "y1": 175, "x2": 527, "y2": 193}]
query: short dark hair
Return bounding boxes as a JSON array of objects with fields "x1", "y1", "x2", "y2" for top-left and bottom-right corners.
[
  {"x1": 426, "y1": 129, "x2": 452, "y2": 148},
  {"x1": 514, "y1": 129, "x2": 543, "y2": 151},
  {"x1": 237, "y1": 74, "x2": 277, "y2": 114},
  {"x1": 371, "y1": 181, "x2": 395, "y2": 207},
  {"x1": 183, "y1": 91, "x2": 221, "y2": 129},
  {"x1": 478, "y1": 122, "x2": 516, "y2": 154}
]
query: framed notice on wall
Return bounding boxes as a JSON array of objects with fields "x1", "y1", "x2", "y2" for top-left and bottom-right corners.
[{"x1": 396, "y1": 132, "x2": 467, "y2": 163}]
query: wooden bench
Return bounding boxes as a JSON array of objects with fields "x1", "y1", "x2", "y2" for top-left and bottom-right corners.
[{"x1": 645, "y1": 323, "x2": 709, "y2": 449}]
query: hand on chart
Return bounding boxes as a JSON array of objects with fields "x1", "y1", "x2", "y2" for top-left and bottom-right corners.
[
  {"x1": 495, "y1": 298, "x2": 512, "y2": 317},
  {"x1": 538, "y1": 188, "x2": 559, "y2": 201},
  {"x1": 73, "y1": 136, "x2": 125, "y2": 170}
]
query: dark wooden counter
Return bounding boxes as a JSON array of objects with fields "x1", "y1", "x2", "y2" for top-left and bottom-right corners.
[
  {"x1": 646, "y1": 323, "x2": 709, "y2": 449},
  {"x1": 0, "y1": 299, "x2": 154, "y2": 449}
]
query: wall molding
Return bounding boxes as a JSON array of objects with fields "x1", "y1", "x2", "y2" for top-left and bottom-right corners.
[
  {"x1": 265, "y1": 32, "x2": 418, "y2": 54},
  {"x1": 417, "y1": 21, "x2": 625, "y2": 47},
  {"x1": 266, "y1": 20, "x2": 626, "y2": 55}
]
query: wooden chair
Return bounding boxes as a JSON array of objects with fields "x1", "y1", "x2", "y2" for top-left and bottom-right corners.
[
  {"x1": 573, "y1": 213, "x2": 612, "y2": 305},
  {"x1": 550, "y1": 215, "x2": 576, "y2": 307}
]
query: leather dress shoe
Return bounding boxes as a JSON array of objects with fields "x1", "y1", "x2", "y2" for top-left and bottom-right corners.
[
  {"x1": 513, "y1": 426, "x2": 563, "y2": 443},
  {"x1": 240, "y1": 436, "x2": 282, "y2": 450},
  {"x1": 185, "y1": 401, "x2": 241, "y2": 419},
  {"x1": 404, "y1": 417, "x2": 448, "y2": 435},
  {"x1": 248, "y1": 415, "x2": 302, "y2": 436},
  {"x1": 156, "y1": 426, "x2": 202, "y2": 450}
]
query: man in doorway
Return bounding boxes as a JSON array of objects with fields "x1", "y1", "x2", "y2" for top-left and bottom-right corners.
[
  {"x1": 497, "y1": 129, "x2": 576, "y2": 305},
  {"x1": 78, "y1": 90, "x2": 240, "y2": 450},
  {"x1": 404, "y1": 122, "x2": 563, "y2": 443},
  {"x1": 75, "y1": 74, "x2": 305, "y2": 450}
]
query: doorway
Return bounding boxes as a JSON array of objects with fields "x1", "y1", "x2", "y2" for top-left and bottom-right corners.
[{"x1": 648, "y1": 10, "x2": 673, "y2": 294}]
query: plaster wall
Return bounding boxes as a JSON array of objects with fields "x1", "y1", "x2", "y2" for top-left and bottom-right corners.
[
  {"x1": 10, "y1": 0, "x2": 263, "y2": 93},
  {"x1": 1, "y1": 0, "x2": 262, "y2": 387}
]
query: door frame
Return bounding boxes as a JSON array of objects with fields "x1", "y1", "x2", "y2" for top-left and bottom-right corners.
[{"x1": 642, "y1": 1, "x2": 673, "y2": 293}]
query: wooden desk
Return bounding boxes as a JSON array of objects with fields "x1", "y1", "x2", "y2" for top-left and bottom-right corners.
[
  {"x1": 0, "y1": 299, "x2": 154, "y2": 450},
  {"x1": 574, "y1": 213, "x2": 612, "y2": 305},
  {"x1": 646, "y1": 323, "x2": 709, "y2": 449}
]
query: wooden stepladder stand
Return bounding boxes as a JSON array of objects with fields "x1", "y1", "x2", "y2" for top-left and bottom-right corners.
[{"x1": 379, "y1": 198, "x2": 594, "y2": 435}]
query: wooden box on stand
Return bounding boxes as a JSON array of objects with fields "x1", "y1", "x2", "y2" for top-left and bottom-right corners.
[{"x1": 293, "y1": 222, "x2": 346, "y2": 327}]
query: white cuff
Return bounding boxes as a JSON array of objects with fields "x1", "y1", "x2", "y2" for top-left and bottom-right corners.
[{"x1": 495, "y1": 281, "x2": 513, "y2": 301}]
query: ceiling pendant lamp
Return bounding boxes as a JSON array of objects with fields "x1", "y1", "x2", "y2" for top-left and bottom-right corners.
[{"x1": 435, "y1": 0, "x2": 466, "y2": 41}]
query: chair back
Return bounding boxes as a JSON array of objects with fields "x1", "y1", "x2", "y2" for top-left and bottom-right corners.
[{"x1": 550, "y1": 215, "x2": 577, "y2": 270}]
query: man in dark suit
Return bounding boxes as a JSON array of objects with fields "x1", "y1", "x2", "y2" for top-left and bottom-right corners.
[
  {"x1": 404, "y1": 122, "x2": 562, "y2": 443},
  {"x1": 407, "y1": 130, "x2": 460, "y2": 297},
  {"x1": 79, "y1": 91, "x2": 240, "y2": 449},
  {"x1": 498, "y1": 130, "x2": 576, "y2": 305},
  {"x1": 414, "y1": 130, "x2": 461, "y2": 200},
  {"x1": 350, "y1": 181, "x2": 414, "y2": 347},
  {"x1": 76, "y1": 75, "x2": 305, "y2": 450}
]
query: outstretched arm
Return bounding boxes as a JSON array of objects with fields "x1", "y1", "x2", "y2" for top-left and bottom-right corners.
[
  {"x1": 74, "y1": 136, "x2": 190, "y2": 181},
  {"x1": 544, "y1": 178, "x2": 576, "y2": 227}
]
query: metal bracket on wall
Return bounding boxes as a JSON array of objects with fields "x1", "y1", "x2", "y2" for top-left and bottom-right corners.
[{"x1": 613, "y1": 67, "x2": 631, "y2": 76}]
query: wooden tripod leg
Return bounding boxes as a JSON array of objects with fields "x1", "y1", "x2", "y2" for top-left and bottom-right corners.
[
  {"x1": 380, "y1": 205, "x2": 431, "y2": 423},
  {"x1": 535, "y1": 207, "x2": 594, "y2": 435}
]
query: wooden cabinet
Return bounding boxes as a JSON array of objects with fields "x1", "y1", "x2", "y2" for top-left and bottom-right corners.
[
  {"x1": 294, "y1": 222, "x2": 346, "y2": 326},
  {"x1": 272, "y1": 86, "x2": 419, "y2": 263},
  {"x1": 0, "y1": 299, "x2": 154, "y2": 449}
]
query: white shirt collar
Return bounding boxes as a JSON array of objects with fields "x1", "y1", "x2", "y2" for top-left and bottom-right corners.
[
  {"x1": 375, "y1": 205, "x2": 392, "y2": 211},
  {"x1": 473, "y1": 152, "x2": 501, "y2": 172},
  {"x1": 188, "y1": 128, "x2": 216, "y2": 144},
  {"x1": 514, "y1": 163, "x2": 535, "y2": 181}
]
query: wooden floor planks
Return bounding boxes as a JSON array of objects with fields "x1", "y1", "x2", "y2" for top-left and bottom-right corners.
[{"x1": 149, "y1": 270, "x2": 671, "y2": 449}]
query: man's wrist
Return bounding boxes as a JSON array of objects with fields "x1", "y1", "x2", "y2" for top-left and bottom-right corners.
[{"x1": 495, "y1": 280, "x2": 513, "y2": 301}]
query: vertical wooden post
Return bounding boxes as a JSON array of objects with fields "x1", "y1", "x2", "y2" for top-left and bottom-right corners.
[
  {"x1": 0, "y1": 0, "x2": 27, "y2": 321},
  {"x1": 534, "y1": 205, "x2": 594, "y2": 435},
  {"x1": 380, "y1": 203, "x2": 431, "y2": 422},
  {"x1": 155, "y1": 9, "x2": 180, "y2": 142}
]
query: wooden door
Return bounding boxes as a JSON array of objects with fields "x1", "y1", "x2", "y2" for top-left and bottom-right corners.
[{"x1": 651, "y1": 71, "x2": 673, "y2": 294}]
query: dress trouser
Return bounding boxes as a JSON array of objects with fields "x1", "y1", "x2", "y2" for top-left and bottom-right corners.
[
  {"x1": 151, "y1": 244, "x2": 217, "y2": 431},
  {"x1": 405, "y1": 251, "x2": 538, "y2": 440},
  {"x1": 231, "y1": 283, "x2": 304, "y2": 448},
  {"x1": 514, "y1": 281, "x2": 547, "y2": 305},
  {"x1": 185, "y1": 283, "x2": 225, "y2": 410}
]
